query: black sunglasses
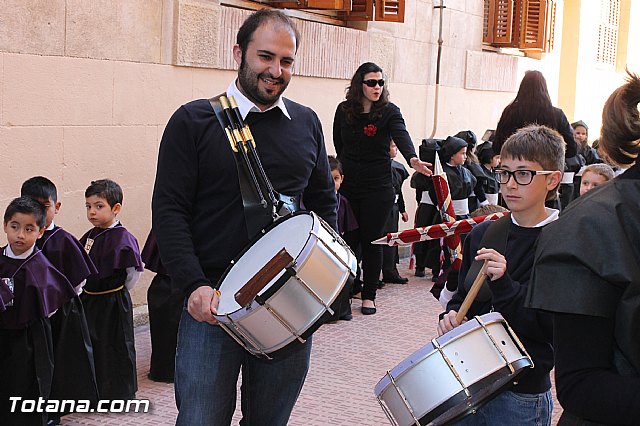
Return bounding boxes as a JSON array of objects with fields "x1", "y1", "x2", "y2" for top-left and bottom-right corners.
[{"x1": 363, "y1": 79, "x2": 385, "y2": 88}]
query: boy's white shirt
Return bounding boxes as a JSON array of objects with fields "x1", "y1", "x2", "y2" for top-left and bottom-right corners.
[
  {"x1": 4, "y1": 243, "x2": 36, "y2": 259},
  {"x1": 511, "y1": 207, "x2": 559, "y2": 228}
]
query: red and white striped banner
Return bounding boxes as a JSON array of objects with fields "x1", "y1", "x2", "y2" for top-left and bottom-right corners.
[{"x1": 372, "y1": 212, "x2": 508, "y2": 246}]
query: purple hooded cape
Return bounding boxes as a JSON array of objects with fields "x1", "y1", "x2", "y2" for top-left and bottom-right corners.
[
  {"x1": 141, "y1": 229, "x2": 167, "y2": 275},
  {"x1": 0, "y1": 248, "x2": 77, "y2": 329},
  {"x1": 79, "y1": 224, "x2": 144, "y2": 279},
  {"x1": 38, "y1": 225, "x2": 98, "y2": 287},
  {"x1": 337, "y1": 193, "x2": 358, "y2": 235}
]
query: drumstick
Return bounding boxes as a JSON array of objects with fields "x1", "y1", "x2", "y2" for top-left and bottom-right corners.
[
  {"x1": 455, "y1": 259, "x2": 489, "y2": 324},
  {"x1": 234, "y1": 248, "x2": 294, "y2": 307}
]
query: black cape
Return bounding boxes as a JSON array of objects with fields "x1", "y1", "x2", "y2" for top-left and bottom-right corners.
[
  {"x1": 141, "y1": 230, "x2": 182, "y2": 382},
  {"x1": 79, "y1": 224, "x2": 141, "y2": 400},
  {"x1": 0, "y1": 249, "x2": 75, "y2": 426},
  {"x1": 38, "y1": 226, "x2": 100, "y2": 408}
]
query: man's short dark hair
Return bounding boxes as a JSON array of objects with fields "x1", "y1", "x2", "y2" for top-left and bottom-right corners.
[
  {"x1": 21, "y1": 176, "x2": 58, "y2": 203},
  {"x1": 85, "y1": 179, "x2": 123, "y2": 208},
  {"x1": 328, "y1": 155, "x2": 343, "y2": 174},
  {"x1": 236, "y1": 9, "x2": 301, "y2": 55},
  {"x1": 4, "y1": 196, "x2": 46, "y2": 229}
]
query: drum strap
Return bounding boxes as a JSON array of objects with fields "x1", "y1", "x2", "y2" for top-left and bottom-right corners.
[
  {"x1": 209, "y1": 94, "x2": 277, "y2": 239},
  {"x1": 463, "y1": 213, "x2": 511, "y2": 303}
]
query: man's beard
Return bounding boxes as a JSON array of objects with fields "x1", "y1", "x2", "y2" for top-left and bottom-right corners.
[{"x1": 238, "y1": 57, "x2": 289, "y2": 107}]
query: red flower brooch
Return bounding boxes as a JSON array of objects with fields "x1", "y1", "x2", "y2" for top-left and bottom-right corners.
[{"x1": 363, "y1": 124, "x2": 377, "y2": 137}]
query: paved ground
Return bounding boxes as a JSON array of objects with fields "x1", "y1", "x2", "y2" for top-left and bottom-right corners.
[{"x1": 64, "y1": 262, "x2": 563, "y2": 425}]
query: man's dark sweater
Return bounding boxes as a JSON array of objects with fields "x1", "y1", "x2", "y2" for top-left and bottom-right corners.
[
  {"x1": 152, "y1": 98, "x2": 337, "y2": 298},
  {"x1": 445, "y1": 219, "x2": 554, "y2": 394}
]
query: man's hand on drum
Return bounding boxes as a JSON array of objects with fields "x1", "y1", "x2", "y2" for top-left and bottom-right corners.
[
  {"x1": 410, "y1": 157, "x2": 433, "y2": 176},
  {"x1": 475, "y1": 248, "x2": 507, "y2": 281},
  {"x1": 437, "y1": 310, "x2": 465, "y2": 336},
  {"x1": 188, "y1": 285, "x2": 220, "y2": 325}
]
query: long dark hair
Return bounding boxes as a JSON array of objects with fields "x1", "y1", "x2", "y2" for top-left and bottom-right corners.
[
  {"x1": 495, "y1": 71, "x2": 556, "y2": 142},
  {"x1": 498, "y1": 70, "x2": 556, "y2": 131},
  {"x1": 342, "y1": 62, "x2": 389, "y2": 124},
  {"x1": 600, "y1": 70, "x2": 640, "y2": 166}
]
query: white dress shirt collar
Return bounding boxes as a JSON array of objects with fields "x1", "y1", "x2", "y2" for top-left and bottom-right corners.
[{"x1": 226, "y1": 79, "x2": 291, "y2": 120}]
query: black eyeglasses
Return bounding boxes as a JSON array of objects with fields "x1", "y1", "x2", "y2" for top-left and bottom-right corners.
[
  {"x1": 363, "y1": 79, "x2": 385, "y2": 88},
  {"x1": 494, "y1": 169, "x2": 554, "y2": 185}
]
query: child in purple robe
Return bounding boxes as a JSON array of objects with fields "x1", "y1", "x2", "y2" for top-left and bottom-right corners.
[
  {"x1": 21, "y1": 176, "x2": 100, "y2": 422},
  {"x1": 79, "y1": 179, "x2": 144, "y2": 401},
  {"x1": 141, "y1": 229, "x2": 182, "y2": 383},
  {"x1": 1, "y1": 197, "x2": 77, "y2": 426},
  {"x1": 329, "y1": 156, "x2": 357, "y2": 321}
]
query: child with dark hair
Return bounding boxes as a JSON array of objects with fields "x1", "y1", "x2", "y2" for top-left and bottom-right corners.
[
  {"x1": 141, "y1": 229, "x2": 182, "y2": 382},
  {"x1": 476, "y1": 141, "x2": 501, "y2": 205},
  {"x1": 21, "y1": 176, "x2": 99, "y2": 422},
  {"x1": 455, "y1": 130, "x2": 487, "y2": 212},
  {"x1": 1, "y1": 197, "x2": 77, "y2": 426},
  {"x1": 328, "y1": 155, "x2": 357, "y2": 320},
  {"x1": 80, "y1": 179, "x2": 144, "y2": 400},
  {"x1": 438, "y1": 125, "x2": 564, "y2": 425}
]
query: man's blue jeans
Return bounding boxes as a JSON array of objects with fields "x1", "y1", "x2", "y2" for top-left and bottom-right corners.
[
  {"x1": 450, "y1": 390, "x2": 553, "y2": 426},
  {"x1": 174, "y1": 309, "x2": 312, "y2": 426}
]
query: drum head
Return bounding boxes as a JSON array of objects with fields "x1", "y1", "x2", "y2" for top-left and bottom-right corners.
[{"x1": 217, "y1": 213, "x2": 315, "y2": 315}]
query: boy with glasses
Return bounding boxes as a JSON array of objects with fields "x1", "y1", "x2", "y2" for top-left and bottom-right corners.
[{"x1": 437, "y1": 125, "x2": 563, "y2": 426}]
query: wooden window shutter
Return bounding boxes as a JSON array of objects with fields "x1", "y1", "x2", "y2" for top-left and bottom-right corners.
[
  {"x1": 544, "y1": 0, "x2": 556, "y2": 52},
  {"x1": 339, "y1": 0, "x2": 374, "y2": 21},
  {"x1": 484, "y1": 0, "x2": 516, "y2": 45},
  {"x1": 375, "y1": 0, "x2": 405, "y2": 22},
  {"x1": 519, "y1": 0, "x2": 547, "y2": 50},
  {"x1": 265, "y1": 0, "x2": 350, "y2": 9}
]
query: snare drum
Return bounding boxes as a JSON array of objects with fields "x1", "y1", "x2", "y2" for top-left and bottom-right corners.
[
  {"x1": 374, "y1": 312, "x2": 533, "y2": 426},
  {"x1": 215, "y1": 211, "x2": 357, "y2": 358}
]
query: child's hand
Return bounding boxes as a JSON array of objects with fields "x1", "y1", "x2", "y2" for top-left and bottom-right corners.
[
  {"x1": 401, "y1": 212, "x2": 409, "y2": 222},
  {"x1": 187, "y1": 285, "x2": 220, "y2": 325},
  {"x1": 475, "y1": 248, "x2": 507, "y2": 281},
  {"x1": 437, "y1": 310, "x2": 466, "y2": 336}
]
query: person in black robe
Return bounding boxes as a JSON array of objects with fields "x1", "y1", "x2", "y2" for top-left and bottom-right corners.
[
  {"x1": 79, "y1": 179, "x2": 144, "y2": 401},
  {"x1": 476, "y1": 141, "x2": 501, "y2": 205},
  {"x1": 1, "y1": 197, "x2": 77, "y2": 426},
  {"x1": 433, "y1": 136, "x2": 477, "y2": 301},
  {"x1": 527, "y1": 72, "x2": 640, "y2": 425},
  {"x1": 456, "y1": 130, "x2": 487, "y2": 212},
  {"x1": 382, "y1": 141, "x2": 410, "y2": 284},
  {"x1": 141, "y1": 229, "x2": 183, "y2": 382},
  {"x1": 21, "y1": 177, "x2": 100, "y2": 423}
]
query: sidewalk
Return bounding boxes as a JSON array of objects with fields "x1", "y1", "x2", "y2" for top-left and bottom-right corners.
[{"x1": 64, "y1": 262, "x2": 562, "y2": 425}]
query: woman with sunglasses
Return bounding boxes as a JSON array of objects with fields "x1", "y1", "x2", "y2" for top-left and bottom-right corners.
[
  {"x1": 528, "y1": 72, "x2": 640, "y2": 425},
  {"x1": 333, "y1": 62, "x2": 432, "y2": 315}
]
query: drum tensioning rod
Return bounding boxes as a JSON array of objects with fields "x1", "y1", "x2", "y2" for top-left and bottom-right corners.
[
  {"x1": 381, "y1": 371, "x2": 421, "y2": 426},
  {"x1": 289, "y1": 272, "x2": 335, "y2": 316},
  {"x1": 503, "y1": 319, "x2": 534, "y2": 368},
  {"x1": 474, "y1": 316, "x2": 514, "y2": 374},
  {"x1": 262, "y1": 302, "x2": 306, "y2": 344},
  {"x1": 309, "y1": 229, "x2": 355, "y2": 274},
  {"x1": 431, "y1": 338, "x2": 471, "y2": 398},
  {"x1": 220, "y1": 316, "x2": 272, "y2": 360}
]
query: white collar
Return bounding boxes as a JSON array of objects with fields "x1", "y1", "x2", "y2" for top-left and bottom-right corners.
[
  {"x1": 46, "y1": 222, "x2": 55, "y2": 231},
  {"x1": 226, "y1": 79, "x2": 291, "y2": 120},
  {"x1": 511, "y1": 207, "x2": 559, "y2": 228},
  {"x1": 4, "y1": 244, "x2": 35, "y2": 259}
]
